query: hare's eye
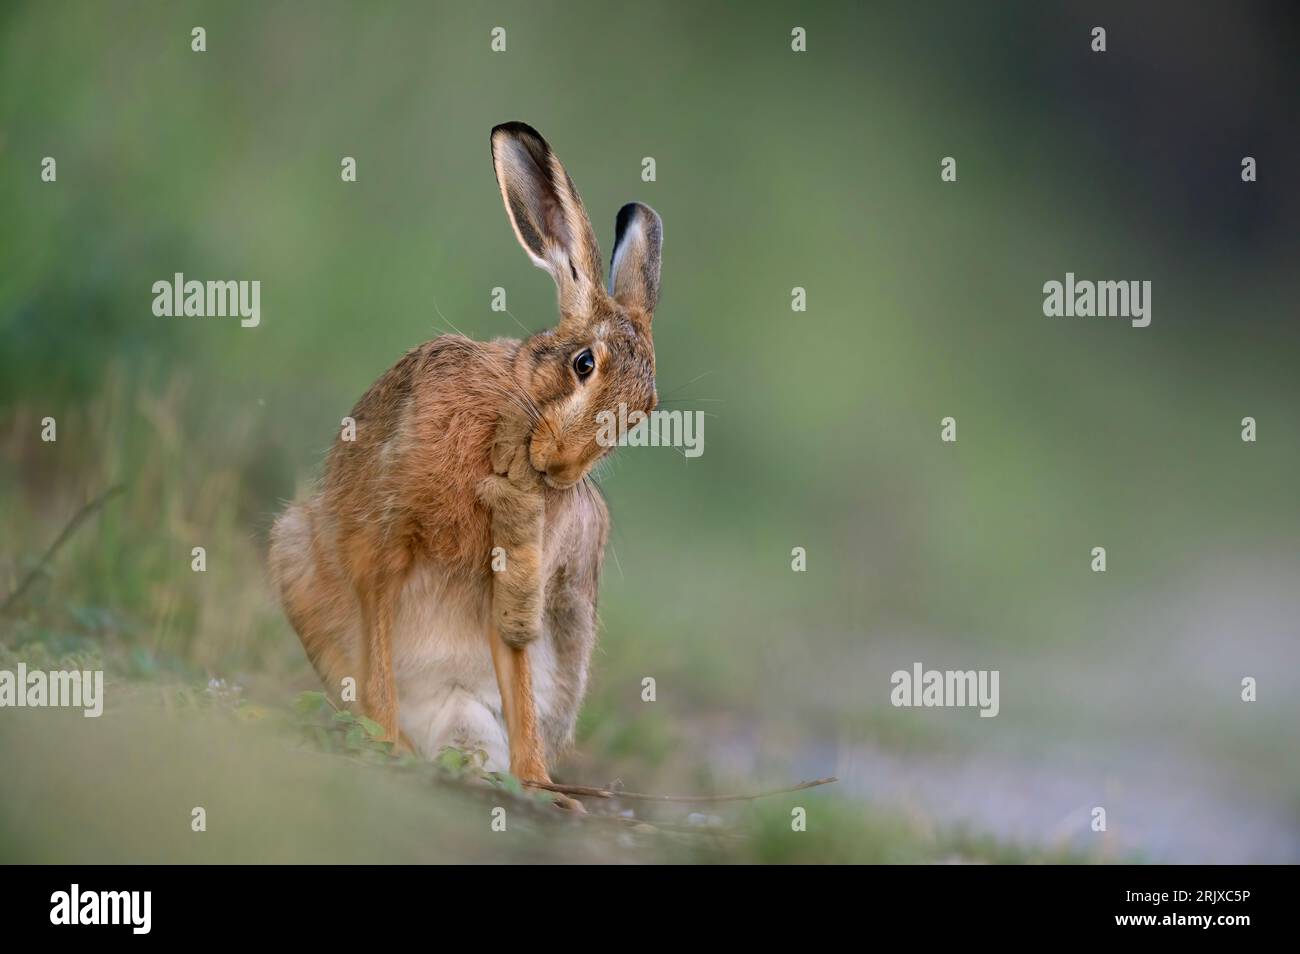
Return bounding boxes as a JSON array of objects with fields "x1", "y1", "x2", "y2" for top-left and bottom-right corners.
[{"x1": 572, "y1": 349, "x2": 595, "y2": 379}]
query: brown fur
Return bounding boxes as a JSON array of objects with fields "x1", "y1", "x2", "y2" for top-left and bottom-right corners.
[{"x1": 268, "y1": 122, "x2": 662, "y2": 804}]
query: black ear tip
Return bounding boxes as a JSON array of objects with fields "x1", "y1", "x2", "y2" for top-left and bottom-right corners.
[
  {"x1": 492, "y1": 121, "x2": 547, "y2": 146},
  {"x1": 492, "y1": 120, "x2": 538, "y2": 136},
  {"x1": 491, "y1": 122, "x2": 553, "y2": 171},
  {"x1": 614, "y1": 203, "x2": 662, "y2": 249},
  {"x1": 614, "y1": 203, "x2": 638, "y2": 241}
]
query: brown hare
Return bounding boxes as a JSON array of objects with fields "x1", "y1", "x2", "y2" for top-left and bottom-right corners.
[{"x1": 268, "y1": 122, "x2": 661, "y2": 804}]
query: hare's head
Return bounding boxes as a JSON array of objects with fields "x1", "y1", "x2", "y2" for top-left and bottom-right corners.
[{"x1": 491, "y1": 122, "x2": 662, "y2": 490}]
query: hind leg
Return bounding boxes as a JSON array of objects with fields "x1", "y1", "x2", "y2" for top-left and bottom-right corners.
[
  {"x1": 271, "y1": 504, "x2": 418, "y2": 749},
  {"x1": 270, "y1": 503, "x2": 359, "y2": 689}
]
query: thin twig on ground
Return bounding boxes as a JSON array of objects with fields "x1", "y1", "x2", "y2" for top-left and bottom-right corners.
[{"x1": 526, "y1": 776, "x2": 837, "y2": 803}]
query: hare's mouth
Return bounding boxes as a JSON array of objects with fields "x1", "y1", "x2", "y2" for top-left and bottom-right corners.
[
  {"x1": 541, "y1": 457, "x2": 589, "y2": 490},
  {"x1": 542, "y1": 471, "x2": 581, "y2": 491}
]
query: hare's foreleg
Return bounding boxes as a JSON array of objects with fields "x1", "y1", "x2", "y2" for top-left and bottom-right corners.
[
  {"x1": 478, "y1": 443, "x2": 546, "y2": 770},
  {"x1": 487, "y1": 597, "x2": 584, "y2": 811},
  {"x1": 478, "y1": 434, "x2": 583, "y2": 809},
  {"x1": 487, "y1": 619, "x2": 548, "y2": 783}
]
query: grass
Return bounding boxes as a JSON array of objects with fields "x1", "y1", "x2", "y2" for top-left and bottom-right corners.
[{"x1": 0, "y1": 371, "x2": 1102, "y2": 864}]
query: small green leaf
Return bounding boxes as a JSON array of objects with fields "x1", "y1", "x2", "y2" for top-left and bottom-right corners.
[
  {"x1": 293, "y1": 691, "x2": 328, "y2": 715},
  {"x1": 436, "y1": 747, "x2": 468, "y2": 774},
  {"x1": 357, "y1": 715, "x2": 385, "y2": 737}
]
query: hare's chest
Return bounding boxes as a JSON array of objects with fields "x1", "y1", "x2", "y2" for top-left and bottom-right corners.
[{"x1": 389, "y1": 567, "x2": 492, "y2": 684}]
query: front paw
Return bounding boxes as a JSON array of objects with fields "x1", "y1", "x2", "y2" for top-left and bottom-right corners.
[
  {"x1": 476, "y1": 472, "x2": 515, "y2": 510},
  {"x1": 478, "y1": 447, "x2": 545, "y2": 543},
  {"x1": 490, "y1": 437, "x2": 519, "y2": 476},
  {"x1": 503, "y1": 442, "x2": 545, "y2": 493},
  {"x1": 497, "y1": 601, "x2": 542, "y2": 648},
  {"x1": 491, "y1": 416, "x2": 536, "y2": 475}
]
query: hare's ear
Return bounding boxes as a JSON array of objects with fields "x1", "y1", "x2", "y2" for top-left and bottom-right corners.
[
  {"x1": 609, "y1": 202, "x2": 662, "y2": 319},
  {"x1": 491, "y1": 122, "x2": 603, "y2": 318}
]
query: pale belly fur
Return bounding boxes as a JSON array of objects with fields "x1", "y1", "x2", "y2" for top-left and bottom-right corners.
[{"x1": 389, "y1": 560, "x2": 561, "y2": 772}]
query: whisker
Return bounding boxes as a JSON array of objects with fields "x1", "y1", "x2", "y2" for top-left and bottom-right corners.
[
  {"x1": 589, "y1": 455, "x2": 616, "y2": 483},
  {"x1": 431, "y1": 298, "x2": 472, "y2": 339},
  {"x1": 608, "y1": 536, "x2": 625, "y2": 583},
  {"x1": 658, "y1": 370, "x2": 715, "y2": 399},
  {"x1": 502, "y1": 307, "x2": 535, "y2": 338},
  {"x1": 476, "y1": 361, "x2": 560, "y2": 445},
  {"x1": 477, "y1": 382, "x2": 543, "y2": 428}
]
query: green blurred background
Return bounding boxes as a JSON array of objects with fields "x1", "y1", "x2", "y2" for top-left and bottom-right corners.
[{"x1": 2, "y1": 0, "x2": 1297, "y2": 862}]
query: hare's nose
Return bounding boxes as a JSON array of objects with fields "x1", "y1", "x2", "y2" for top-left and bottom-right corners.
[{"x1": 546, "y1": 458, "x2": 577, "y2": 479}]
